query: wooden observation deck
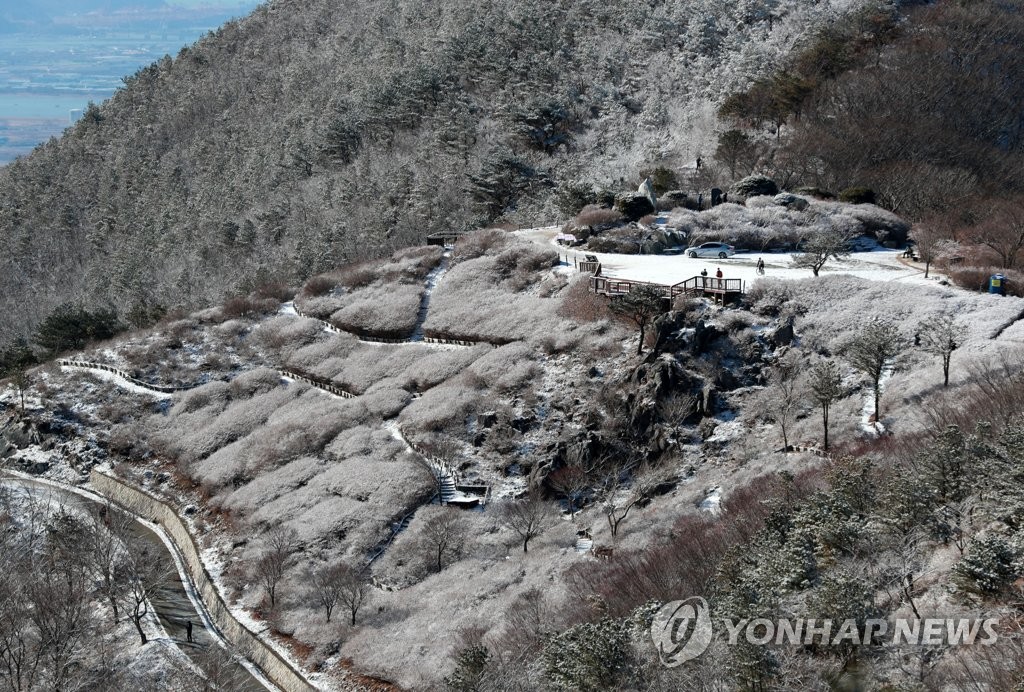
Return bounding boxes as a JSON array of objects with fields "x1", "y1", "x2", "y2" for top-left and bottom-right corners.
[{"x1": 591, "y1": 274, "x2": 744, "y2": 304}]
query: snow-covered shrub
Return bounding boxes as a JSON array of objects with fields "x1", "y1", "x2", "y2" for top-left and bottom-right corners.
[
  {"x1": 326, "y1": 345, "x2": 429, "y2": 392},
  {"x1": 841, "y1": 203, "x2": 909, "y2": 244},
  {"x1": 286, "y1": 334, "x2": 359, "y2": 373},
  {"x1": 301, "y1": 274, "x2": 335, "y2": 297},
  {"x1": 947, "y1": 266, "x2": 993, "y2": 294},
  {"x1": 558, "y1": 275, "x2": 614, "y2": 323},
  {"x1": 493, "y1": 245, "x2": 559, "y2": 291},
  {"x1": 454, "y1": 228, "x2": 512, "y2": 261},
  {"x1": 732, "y1": 175, "x2": 778, "y2": 198},
  {"x1": 358, "y1": 385, "x2": 412, "y2": 418},
  {"x1": 229, "y1": 367, "x2": 286, "y2": 399},
  {"x1": 257, "y1": 315, "x2": 323, "y2": 350},
  {"x1": 954, "y1": 535, "x2": 1018, "y2": 593},
  {"x1": 469, "y1": 342, "x2": 539, "y2": 392},
  {"x1": 213, "y1": 318, "x2": 250, "y2": 339},
  {"x1": 717, "y1": 311, "x2": 755, "y2": 333},
  {"x1": 222, "y1": 456, "x2": 324, "y2": 515},
  {"x1": 425, "y1": 239, "x2": 569, "y2": 343},
  {"x1": 167, "y1": 385, "x2": 299, "y2": 466},
  {"x1": 744, "y1": 195, "x2": 776, "y2": 209},
  {"x1": 330, "y1": 283, "x2": 423, "y2": 338},
  {"x1": 220, "y1": 297, "x2": 277, "y2": 321},
  {"x1": 575, "y1": 205, "x2": 623, "y2": 230},
  {"x1": 172, "y1": 380, "x2": 231, "y2": 416},
  {"x1": 335, "y1": 260, "x2": 378, "y2": 289},
  {"x1": 400, "y1": 346, "x2": 489, "y2": 392},
  {"x1": 399, "y1": 381, "x2": 484, "y2": 433},
  {"x1": 745, "y1": 279, "x2": 801, "y2": 317}
]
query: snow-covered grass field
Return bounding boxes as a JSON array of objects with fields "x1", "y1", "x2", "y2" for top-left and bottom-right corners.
[{"x1": 519, "y1": 225, "x2": 937, "y2": 288}]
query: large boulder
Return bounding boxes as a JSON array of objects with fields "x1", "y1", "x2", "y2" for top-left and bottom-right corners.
[
  {"x1": 773, "y1": 193, "x2": 809, "y2": 211},
  {"x1": 768, "y1": 316, "x2": 797, "y2": 347},
  {"x1": 651, "y1": 310, "x2": 690, "y2": 354},
  {"x1": 690, "y1": 320, "x2": 722, "y2": 356},
  {"x1": 615, "y1": 192, "x2": 656, "y2": 221}
]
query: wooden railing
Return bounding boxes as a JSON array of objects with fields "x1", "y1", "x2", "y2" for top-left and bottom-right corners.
[
  {"x1": 278, "y1": 368, "x2": 357, "y2": 399},
  {"x1": 591, "y1": 275, "x2": 744, "y2": 299},
  {"x1": 292, "y1": 304, "x2": 489, "y2": 348},
  {"x1": 58, "y1": 360, "x2": 211, "y2": 393}
]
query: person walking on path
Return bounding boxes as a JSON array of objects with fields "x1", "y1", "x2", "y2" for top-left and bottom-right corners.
[
  {"x1": 186, "y1": 620, "x2": 194, "y2": 643},
  {"x1": 715, "y1": 267, "x2": 723, "y2": 288},
  {"x1": 756, "y1": 257, "x2": 765, "y2": 275}
]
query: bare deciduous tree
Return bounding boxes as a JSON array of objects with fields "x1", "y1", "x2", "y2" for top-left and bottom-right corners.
[
  {"x1": 192, "y1": 644, "x2": 252, "y2": 691},
  {"x1": 793, "y1": 227, "x2": 852, "y2": 277},
  {"x1": 845, "y1": 318, "x2": 904, "y2": 425},
  {"x1": 501, "y1": 492, "x2": 556, "y2": 553},
  {"x1": 548, "y1": 465, "x2": 590, "y2": 519},
  {"x1": 253, "y1": 526, "x2": 298, "y2": 610},
  {"x1": 548, "y1": 442, "x2": 599, "y2": 518},
  {"x1": 917, "y1": 313, "x2": 966, "y2": 387},
  {"x1": 86, "y1": 504, "x2": 134, "y2": 624},
  {"x1": 809, "y1": 359, "x2": 843, "y2": 450},
  {"x1": 419, "y1": 507, "x2": 466, "y2": 572},
  {"x1": 763, "y1": 355, "x2": 804, "y2": 451},
  {"x1": 609, "y1": 285, "x2": 666, "y2": 356},
  {"x1": 970, "y1": 198, "x2": 1024, "y2": 269},
  {"x1": 910, "y1": 219, "x2": 956, "y2": 278},
  {"x1": 308, "y1": 561, "x2": 364, "y2": 623},
  {"x1": 337, "y1": 564, "x2": 369, "y2": 626},
  {"x1": 602, "y1": 460, "x2": 666, "y2": 539},
  {"x1": 658, "y1": 392, "x2": 698, "y2": 446},
  {"x1": 122, "y1": 534, "x2": 172, "y2": 646}
]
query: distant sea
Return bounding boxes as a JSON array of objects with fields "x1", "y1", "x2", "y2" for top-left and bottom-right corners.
[{"x1": 0, "y1": 7, "x2": 258, "y2": 165}]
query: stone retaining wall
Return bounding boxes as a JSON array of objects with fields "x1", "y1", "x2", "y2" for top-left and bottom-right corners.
[{"x1": 89, "y1": 470, "x2": 318, "y2": 692}]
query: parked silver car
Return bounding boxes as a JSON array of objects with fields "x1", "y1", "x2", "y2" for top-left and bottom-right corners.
[{"x1": 685, "y1": 242, "x2": 736, "y2": 259}]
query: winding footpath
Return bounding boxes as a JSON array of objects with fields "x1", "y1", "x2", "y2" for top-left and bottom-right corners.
[{"x1": 0, "y1": 469, "x2": 276, "y2": 691}]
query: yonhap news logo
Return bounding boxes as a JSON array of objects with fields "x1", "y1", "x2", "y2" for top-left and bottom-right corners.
[
  {"x1": 650, "y1": 597, "x2": 714, "y2": 667},
  {"x1": 651, "y1": 597, "x2": 999, "y2": 667}
]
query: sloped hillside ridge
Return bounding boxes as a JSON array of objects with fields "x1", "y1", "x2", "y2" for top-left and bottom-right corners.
[{"x1": 0, "y1": 0, "x2": 873, "y2": 342}]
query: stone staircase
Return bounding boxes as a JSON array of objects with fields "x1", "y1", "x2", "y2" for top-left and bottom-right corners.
[
  {"x1": 438, "y1": 473, "x2": 458, "y2": 504},
  {"x1": 574, "y1": 536, "x2": 594, "y2": 554}
]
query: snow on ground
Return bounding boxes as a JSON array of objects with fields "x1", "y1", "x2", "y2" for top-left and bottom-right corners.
[
  {"x1": 706, "y1": 418, "x2": 745, "y2": 444},
  {"x1": 861, "y1": 366, "x2": 895, "y2": 436},
  {"x1": 278, "y1": 301, "x2": 299, "y2": 317},
  {"x1": 699, "y1": 486, "x2": 723, "y2": 515},
  {"x1": 517, "y1": 227, "x2": 937, "y2": 288},
  {"x1": 410, "y1": 249, "x2": 451, "y2": 341},
  {"x1": 60, "y1": 363, "x2": 173, "y2": 399}
]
